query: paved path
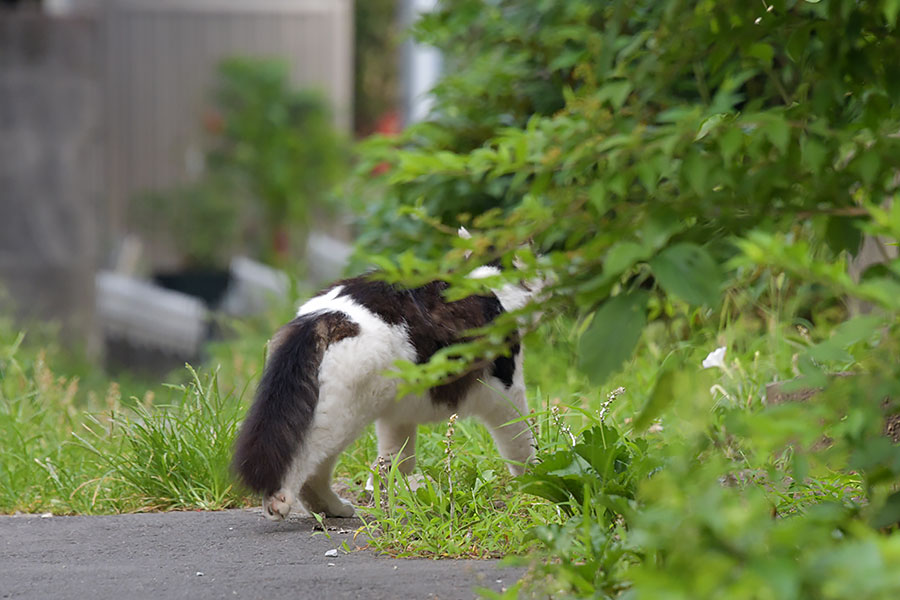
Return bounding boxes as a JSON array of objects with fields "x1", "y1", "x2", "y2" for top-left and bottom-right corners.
[{"x1": 0, "y1": 510, "x2": 525, "y2": 599}]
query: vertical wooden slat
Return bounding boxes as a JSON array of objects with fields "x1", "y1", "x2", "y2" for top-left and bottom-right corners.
[{"x1": 105, "y1": 0, "x2": 352, "y2": 249}]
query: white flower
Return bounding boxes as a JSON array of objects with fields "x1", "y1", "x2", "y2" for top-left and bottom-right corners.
[{"x1": 702, "y1": 346, "x2": 727, "y2": 370}]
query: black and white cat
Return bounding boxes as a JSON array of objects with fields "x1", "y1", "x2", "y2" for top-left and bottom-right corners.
[{"x1": 233, "y1": 258, "x2": 537, "y2": 520}]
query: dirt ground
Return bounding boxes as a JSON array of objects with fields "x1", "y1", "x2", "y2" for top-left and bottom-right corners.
[{"x1": 0, "y1": 509, "x2": 526, "y2": 600}]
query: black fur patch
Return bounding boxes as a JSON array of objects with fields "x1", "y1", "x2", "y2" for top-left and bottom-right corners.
[
  {"x1": 232, "y1": 311, "x2": 359, "y2": 495},
  {"x1": 491, "y1": 342, "x2": 520, "y2": 389},
  {"x1": 336, "y1": 275, "x2": 518, "y2": 406}
]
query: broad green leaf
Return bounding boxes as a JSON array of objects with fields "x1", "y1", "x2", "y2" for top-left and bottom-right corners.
[
  {"x1": 574, "y1": 425, "x2": 622, "y2": 478},
  {"x1": 633, "y1": 369, "x2": 677, "y2": 432},
  {"x1": 853, "y1": 151, "x2": 881, "y2": 185},
  {"x1": 786, "y1": 25, "x2": 811, "y2": 63},
  {"x1": 598, "y1": 80, "x2": 633, "y2": 110},
  {"x1": 792, "y1": 452, "x2": 809, "y2": 484},
  {"x1": 826, "y1": 314, "x2": 884, "y2": 347},
  {"x1": 639, "y1": 211, "x2": 685, "y2": 250},
  {"x1": 589, "y1": 182, "x2": 607, "y2": 213},
  {"x1": 683, "y1": 151, "x2": 708, "y2": 195},
  {"x1": 650, "y1": 243, "x2": 722, "y2": 306},
  {"x1": 577, "y1": 291, "x2": 649, "y2": 384},
  {"x1": 824, "y1": 216, "x2": 862, "y2": 255},
  {"x1": 746, "y1": 43, "x2": 775, "y2": 67},
  {"x1": 604, "y1": 241, "x2": 651, "y2": 276},
  {"x1": 806, "y1": 315, "x2": 883, "y2": 363},
  {"x1": 719, "y1": 126, "x2": 743, "y2": 163},
  {"x1": 872, "y1": 491, "x2": 900, "y2": 529},
  {"x1": 636, "y1": 158, "x2": 661, "y2": 193},
  {"x1": 806, "y1": 342, "x2": 853, "y2": 363},
  {"x1": 885, "y1": 0, "x2": 900, "y2": 26},
  {"x1": 763, "y1": 116, "x2": 790, "y2": 154},
  {"x1": 801, "y1": 136, "x2": 828, "y2": 173},
  {"x1": 696, "y1": 114, "x2": 726, "y2": 141}
]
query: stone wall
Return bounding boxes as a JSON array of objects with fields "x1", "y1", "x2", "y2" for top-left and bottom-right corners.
[{"x1": 0, "y1": 13, "x2": 101, "y2": 348}]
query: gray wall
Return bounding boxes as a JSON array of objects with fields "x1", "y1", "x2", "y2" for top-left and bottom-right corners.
[
  {"x1": 0, "y1": 2, "x2": 353, "y2": 348},
  {"x1": 0, "y1": 14, "x2": 102, "y2": 347},
  {"x1": 104, "y1": 0, "x2": 354, "y2": 240}
]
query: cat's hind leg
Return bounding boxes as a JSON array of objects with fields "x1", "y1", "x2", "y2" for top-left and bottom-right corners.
[
  {"x1": 366, "y1": 420, "x2": 417, "y2": 492},
  {"x1": 277, "y1": 387, "x2": 379, "y2": 518},
  {"x1": 473, "y1": 386, "x2": 535, "y2": 476},
  {"x1": 298, "y1": 454, "x2": 355, "y2": 518},
  {"x1": 375, "y1": 419, "x2": 417, "y2": 474},
  {"x1": 269, "y1": 442, "x2": 356, "y2": 519}
]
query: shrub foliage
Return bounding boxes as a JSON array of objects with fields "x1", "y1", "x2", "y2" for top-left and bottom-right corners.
[{"x1": 350, "y1": 0, "x2": 900, "y2": 596}]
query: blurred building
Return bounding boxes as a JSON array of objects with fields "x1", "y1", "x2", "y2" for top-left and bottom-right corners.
[
  {"x1": 401, "y1": 0, "x2": 440, "y2": 125},
  {"x1": 0, "y1": 0, "x2": 353, "y2": 355}
]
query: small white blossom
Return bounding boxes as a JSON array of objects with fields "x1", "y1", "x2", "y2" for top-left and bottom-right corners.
[{"x1": 702, "y1": 346, "x2": 728, "y2": 370}]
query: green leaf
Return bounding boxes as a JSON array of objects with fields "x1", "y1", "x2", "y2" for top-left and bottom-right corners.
[
  {"x1": 746, "y1": 43, "x2": 774, "y2": 67},
  {"x1": 885, "y1": 0, "x2": 900, "y2": 27},
  {"x1": 639, "y1": 211, "x2": 685, "y2": 250},
  {"x1": 650, "y1": 243, "x2": 722, "y2": 306},
  {"x1": 827, "y1": 314, "x2": 884, "y2": 347},
  {"x1": 598, "y1": 80, "x2": 632, "y2": 110},
  {"x1": 589, "y1": 182, "x2": 607, "y2": 213},
  {"x1": 683, "y1": 151, "x2": 709, "y2": 195},
  {"x1": 633, "y1": 369, "x2": 677, "y2": 432},
  {"x1": 604, "y1": 241, "x2": 651, "y2": 277},
  {"x1": 792, "y1": 452, "x2": 809, "y2": 484},
  {"x1": 696, "y1": 114, "x2": 726, "y2": 141},
  {"x1": 786, "y1": 25, "x2": 811, "y2": 63},
  {"x1": 719, "y1": 126, "x2": 743, "y2": 163},
  {"x1": 853, "y1": 151, "x2": 881, "y2": 185},
  {"x1": 824, "y1": 216, "x2": 862, "y2": 255},
  {"x1": 801, "y1": 136, "x2": 828, "y2": 173},
  {"x1": 574, "y1": 425, "x2": 622, "y2": 478},
  {"x1": 577, "y1": 291, "x2": 649, "y2": 384},
  {"x1": 763, "y1": 116, "x2": 790, "y2": 154},
  {"x1": 806, "y1": 315, "x2": 884, "y2": 363},
  {"x1": 872, "y1": 491, "x2": 900, "y2": 529}
]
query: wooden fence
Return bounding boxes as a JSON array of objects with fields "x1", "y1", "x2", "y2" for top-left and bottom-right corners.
[{"x1": 104, "y1": 0, "x2": 354, "y2": 234}]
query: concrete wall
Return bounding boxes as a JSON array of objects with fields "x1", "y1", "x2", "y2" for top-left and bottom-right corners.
[
  {"x1": 0, "y1": 2, "x2": 354, "y2": 350},
  {"x1": 0, "y1": 14, "x2": 102, "y2": 347},
  {"x1": 104, "y1": 0, "x2": 354, "y2": 240}
]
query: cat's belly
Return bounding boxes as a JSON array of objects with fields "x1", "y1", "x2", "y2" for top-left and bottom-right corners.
[{"x1": 378, "y1": 393, "x2": 456, "y2": 424}]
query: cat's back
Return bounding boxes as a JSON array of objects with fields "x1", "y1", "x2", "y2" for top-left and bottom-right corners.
[{"x1": 295, "y1": 277, "x2": 420, "y2": 377}]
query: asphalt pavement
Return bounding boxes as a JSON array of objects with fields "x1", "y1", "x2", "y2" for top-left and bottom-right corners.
[{"x1": 0, "y1": 509, "x2": 526, "y2": 599}]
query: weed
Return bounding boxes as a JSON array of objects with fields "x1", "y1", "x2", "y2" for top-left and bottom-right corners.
[{"x1": 76, "y1": 367, "x2": 246, "y2": 511}]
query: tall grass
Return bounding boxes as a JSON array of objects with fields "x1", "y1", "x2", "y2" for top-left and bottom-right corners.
[
  {"x1": 76, "y1": 367, "x2": 247, "y2": 511},
  {"x1": 358, "y1": 415, "x2": 555, "y2": 558},
  {"x1": 0, "y1": 329, "x2": 108, "y2": 514},
  {"x1": 0, "y1": 320, "x2": 250, "y2": 514}
]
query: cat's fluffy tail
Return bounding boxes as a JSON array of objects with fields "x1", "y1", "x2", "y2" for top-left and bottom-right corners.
[{"x1": 232, "y1": 315, "x2": 322, "y2": 496}]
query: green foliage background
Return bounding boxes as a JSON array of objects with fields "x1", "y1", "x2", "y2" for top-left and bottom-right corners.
[{"x1": 348, "y1": 0, "x2": 900, "y2": 597}]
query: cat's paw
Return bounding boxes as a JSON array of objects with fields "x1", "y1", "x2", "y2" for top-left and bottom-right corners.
[
  {"x1": 326, "y1": 498, "x2": 356, "y2": 518},
  {"x1": 262, "y1": 490, "x2": 293, "y2": 521}
]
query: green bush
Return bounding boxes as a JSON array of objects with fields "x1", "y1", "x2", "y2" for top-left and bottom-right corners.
[
  {"x1": 210, "y1": 58, "x2": 348, "y2": 264},
  {"x1": 354, "y1": 0, "x2": 401, "y2": 134},
  {"x1": 131, "y1": 58, "x2": 349, "y2": 269},
  {"x1": 133, "y1": 177, "x2": 241, "y2": 269},
  {"x1": 348, "y1": 0, "x2": 900, "y2": 596}
]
